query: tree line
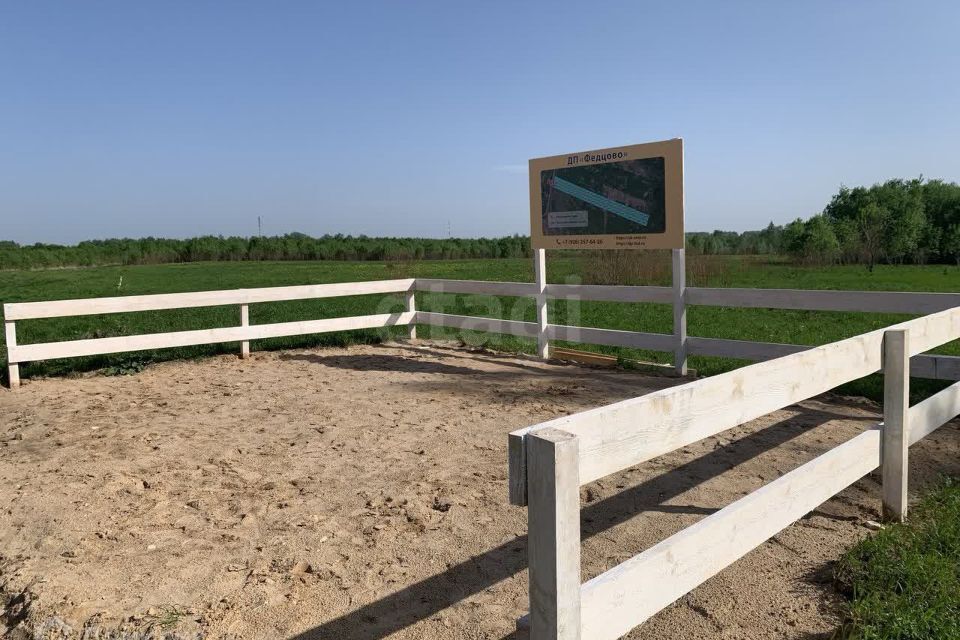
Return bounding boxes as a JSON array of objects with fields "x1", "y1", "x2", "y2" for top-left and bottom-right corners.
[
  {"x1": 0, "y1": 233, "x2": 533, "y2": 269},
  {"x1": 685, "y1": 225, "x2": 784, "y2": 256},
  {"x1": 3, "y1": 177, "x2": 959, "y2": 269},
  {"x1": 3, "y1": 230, "x2": 777, "y2": 269},
  {"x1": 687, "y1": 178, "x2": 960, "y2": 265},
  {"x1": 779, "y1": 178, "x2": 960, "y2": 266}
]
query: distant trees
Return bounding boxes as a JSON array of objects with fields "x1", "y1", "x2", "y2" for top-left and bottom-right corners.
[
  {"x1": 0, "y1": 233, "x2": 534, "y2": 270},
  {"x1": 4, "y1": 177, "x2": 960, "y2": 270},
  {"x1": 682, "y1": 178, "x2": 960, "y2": 265},
  {"x1": 685, "y1": 222, "x2": 784, "y2": 256},
  {"x1": 783, "y1": 178, "x2": 960, "y2": 266}
]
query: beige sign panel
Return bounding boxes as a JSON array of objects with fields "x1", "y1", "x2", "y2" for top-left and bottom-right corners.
[{"x1": 529, "y1": 138, "x2": 684, "y2": 250}]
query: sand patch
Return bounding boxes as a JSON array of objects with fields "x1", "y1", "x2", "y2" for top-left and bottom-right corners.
[{"x1": 2, "y1": 342, "x2": 959, "y2": 639}]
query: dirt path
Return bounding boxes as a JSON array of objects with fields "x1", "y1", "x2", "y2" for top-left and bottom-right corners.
[{"x1": 2, "y1": 343, "x2": 959, "y2": 639}]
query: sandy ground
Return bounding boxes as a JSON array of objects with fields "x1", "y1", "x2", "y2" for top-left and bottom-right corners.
[{"x1": 2, "y1": 342, "x2": 960, "y2": 640}]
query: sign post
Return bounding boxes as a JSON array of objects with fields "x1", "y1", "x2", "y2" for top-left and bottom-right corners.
[
  {"x1": 528, "y1": 138, "x2": 686, "y2": 372},
  {"x1": 672, "y1": 248, "x2": 687, "y2": 375},
  {"x1": 535, "y1": 248, "x2": 549, "y2": 359}
]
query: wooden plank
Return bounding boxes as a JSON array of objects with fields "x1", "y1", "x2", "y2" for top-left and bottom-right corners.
[
  {"x1": 912, "y1": 353, "x2": 960, "y2": 380},
  {"x1": 544, "y1": 284, "x2": 673, "y2": 304},
  {"x1": 3, "y1": 279, "x2": 416, "y2": 320},
  {"x1": 672, "y1": 248, "x2": 687, "y2": 375},
  {"x1": 527, "y1": 428, "x2": 581, "y2": 639},
  {"x1": 896, "y1": 307, "x2": 960, "y2": 356},
  {"x1": 688, "y1": 337, "x2": 960, "y2": 381},
  {"x1": 414, "y1": 312, "x2": 540, "y2": 338},
  {"x1": 414, "y1": 278, "x2": 538, "y2": 297},
  {"x1": 686, "y1": 287, "x2": 960, "y2": 314},
  {"x1": 551, "y1": 349, "x2": 684, "y2": 376},
  {"x1": 416, "y1": 279, "x2": 674, "y2": 303},
  {"x1": 8, "y1": 312, "x2": 415, "y2": 363},
  {"x1": 909, "y1": 379, "x2": 960, "y2": 445},
  {"x1": 414, "y1": 282, "x2": 960, "y2": 312},
  {"x1": 240, "y1": 304, "x2": 250, "y2": 359},
  {"x1": 546, "y1": 325, "x2": 674, "y2": 352},
  {"x1": 550, "y1": 348, "x2": 619, "y2": 367},
  {"x1": 5, "y1": 321, "x2": 19, "y2": 389},
  {"x1": 882, "y1": 330, "x2": 909, "y2": 521},
  {"x1": 535, "y1": 249, "x2": 549, "y2": 359},
  {"x1": 687, "y1": 336, "x2": 808, "y2": 360},
  {"x1": 510, "y1": 306, "x2": 960, "y2": 488},
  {"x1": 579, "y1": 427, "x2": 881, "y2": 640},
  {"x1": 908, "y1": 353, "x2": 935, "y2": 379},
  {"x1": 543, "y1": 285, "x2": 960, "y2": 312}
]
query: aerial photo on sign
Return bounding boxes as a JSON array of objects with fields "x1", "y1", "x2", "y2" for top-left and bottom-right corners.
[
  {"x1": 529, "y1": 138, "x2": 684, "y2": 250},
  {"x1": 541, "y1": 156, "x2": 666, "y2": 235}
]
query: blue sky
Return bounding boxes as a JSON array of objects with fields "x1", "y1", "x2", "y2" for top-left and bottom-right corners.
[{"x1": 2, "y1": 1, "x2": 958, "y2": 243}]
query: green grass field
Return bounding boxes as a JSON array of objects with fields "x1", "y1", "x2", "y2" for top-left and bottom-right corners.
[
  {"x1": 834, "y1": 478, "x2": 960, "y2": 639},
  {"x1": 2, "y1": 256, "x2": 960, "y2": 400}
]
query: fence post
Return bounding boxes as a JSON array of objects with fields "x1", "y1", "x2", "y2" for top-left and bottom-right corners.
[
  {"x1": 5, "y1": 321, "x2": 20, "y2": 389},
  {"x1": 882, "y1": 328, "x2": 909, "y2": 521},
  {"x1": 535, "y1": 248, "x2": 549, "y2": 359},
  {"x1": 672, "y1": 248, "x2": 688, "y2": 376},
  {"x1": 405, "y1": 289, "x2": 417, "y2": 340},
  {"x1": 527, "y1": 427, "x2": 580, "y2": 639},
  {"x1": 240, "y1": 304, "x2": 250, "y2": 359}
]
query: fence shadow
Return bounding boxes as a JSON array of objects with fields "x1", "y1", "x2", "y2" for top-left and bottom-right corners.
[
  {"x1": 280, "y1": 344, "x2": 576, "y2": 377},
  {"x1": 279, "y1": 346, "x2": 680, "y2": 396},
  {"x1": 280, "y1": 352, "x2": 486, "y2": 376},
  {"x1": 382, "y1": 343, "x2": 558, "y2": 374},
  {"x1": 287, "y1": 407, "x2": 846, "y2": 640}
]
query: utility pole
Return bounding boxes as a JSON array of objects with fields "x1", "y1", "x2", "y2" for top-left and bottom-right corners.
[{"x1": 258, "y1": 216, "x2": 262, "y2": 237}]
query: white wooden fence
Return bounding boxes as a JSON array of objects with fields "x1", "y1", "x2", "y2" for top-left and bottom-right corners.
[
  {"x1": 6, "y1": 277, "x2": 960, "y2": 389},
  {"x1": 508, "y1": 306, "x2": 960, "y2": 639},
  {"x1": 3, "y1": 279, "x2": 419, "y2": 389},
  {"x1": 6, "y1": 276, "x2": 960, "y2": 636}
]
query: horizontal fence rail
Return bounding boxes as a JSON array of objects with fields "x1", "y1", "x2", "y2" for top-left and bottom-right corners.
[
  {"x1": 412, "y1": 279, "x2": 960, "y2": 384},
  {"x1": 511, "y1": 304, "x2": 960, "y2": 639},
  {"x1": 686, "y1": 336, "x2": 960, "y2": 380},
  {"x1": 909, "y1": 378, "x2": 960, "y2": 444},
  {"x1": 578, "y1": 426, "x2": 883, "y2": 639},
  {"x1": 546, "y1": 284, "x2": 673, "y2": 304},
  {"x1": 6, "y1": 279, "x2": 960, "y2": 392},
  {"x1": 414, "y1": 311, "x2": 540, "y2": 339},
  {"x1": 415, "y1": 278, "x2": 538, "y2": 298},
  {"x1": 686, "y1": 287, "x2": 960, "y2": 314},
  {"x1": 509, "y1": 307, "x2": 960, "y2": 503},
  {"x1": 546, "y1": 324, "x2": 674, "y2": 352},
  {"x1": 2, "y1": 280, "x2": 420, "y2": 389},
  {"x1": 560, "y1": 283, "x2": 960, "y2": 314},
  {"x1": 8, "y1": 313, "x2": 415, "y2": 364},
  {"x1": 3, "y1": 279, "x2": 416, "y2": 320},
  {"x1": 415, "y1": 279, "x2": 960, "y2": 314}
]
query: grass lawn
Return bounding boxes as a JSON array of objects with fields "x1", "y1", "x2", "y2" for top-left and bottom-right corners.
[
  {"x1": 2, "y1": 256, "x2": 960, "y2": 400},
  {"x1": 834, "y1": 479, "x2": 960, "y2": 639}
]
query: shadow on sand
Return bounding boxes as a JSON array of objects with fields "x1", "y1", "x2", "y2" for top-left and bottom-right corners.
[
  {"x1": 280, "y1": 344, "x2": 583, "y2": 377},
  {"x1": 288, "y1": 405, "x2": 853, "y2": 640}
]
